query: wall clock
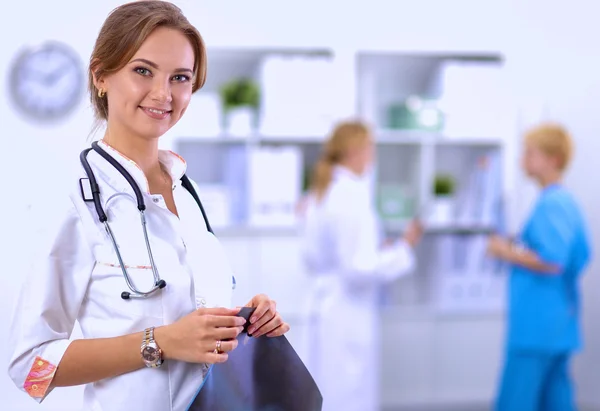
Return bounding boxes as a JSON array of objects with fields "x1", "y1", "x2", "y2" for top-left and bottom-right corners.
[{"x1": 8, "y1": 41, "x2": 85, "y2": 123}]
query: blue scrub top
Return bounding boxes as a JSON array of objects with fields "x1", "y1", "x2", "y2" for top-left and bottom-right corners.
[{"x1": 507, "y1": 184, "x2": 591, "y2": 353}]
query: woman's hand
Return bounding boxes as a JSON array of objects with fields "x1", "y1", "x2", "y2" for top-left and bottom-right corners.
[
  {"x1": 155, "y1": 307, "x2": 246, "y2": 364},
  {"x1": 244, "y1": 294, "x2": 290, "y2": 338},
  {"x1": 487, "y1": 235, "x2": 512, "y2": 260},
  {"x1": 403, "y1": 219, "x2": 424, "y2": 248}
]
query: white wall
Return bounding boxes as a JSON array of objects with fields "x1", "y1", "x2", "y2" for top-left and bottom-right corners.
[{"x1": 2, "y1": 1, "x2": 600, "y2": 410}]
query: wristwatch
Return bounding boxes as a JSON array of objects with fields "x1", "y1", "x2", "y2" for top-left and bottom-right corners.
[{"x1": 140, "y1": 327, "x2": 163, "y2": 368}]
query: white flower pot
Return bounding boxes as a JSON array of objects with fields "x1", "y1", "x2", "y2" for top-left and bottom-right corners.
[
  {"x1": 225, "y1": 106, "x2": 255, "y2": 136},
  {"x1": 429, "y1": 196, "x2": 455, "y2": 226}
]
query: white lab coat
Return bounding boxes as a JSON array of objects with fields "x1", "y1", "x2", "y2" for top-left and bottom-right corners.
[
  {"x1": 7, "y1": 141, "x2": 234, "y2": 411},
  {"x1": 301, "y1": 166, "x2": 415, "y2": 411}
]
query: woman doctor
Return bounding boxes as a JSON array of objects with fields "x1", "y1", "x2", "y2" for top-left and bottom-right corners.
[
  {"x1": 301, "y1": 120, "x2": 423, "y2": 411},
  {"x1": 7, "y1": 2, "x2": 289, "y2": 410}
]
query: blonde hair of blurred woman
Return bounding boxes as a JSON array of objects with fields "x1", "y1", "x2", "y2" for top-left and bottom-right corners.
[{"x1": 309, "y1": 121, "x2": 374, "y2": 201}]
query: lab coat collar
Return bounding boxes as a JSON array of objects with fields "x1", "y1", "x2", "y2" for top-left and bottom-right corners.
[
  {"x1": 333, "y1": 165, "x2": 366, "y2": 183},
  {"x1": 92, "y1": 140, "x2": 187, "y2": 196}
]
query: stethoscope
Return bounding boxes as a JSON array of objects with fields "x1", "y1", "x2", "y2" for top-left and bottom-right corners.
[{"x1": 80, "y1": 141, "x2": 217, "y2": 300}]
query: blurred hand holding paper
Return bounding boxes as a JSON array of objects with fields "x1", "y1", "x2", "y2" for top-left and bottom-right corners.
[{"x1": 187, "y1": 309, "x2": 322, "y2": 411}]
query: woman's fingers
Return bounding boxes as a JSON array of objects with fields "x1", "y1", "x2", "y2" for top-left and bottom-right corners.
[
  {"x1": 247, "y1": 300, "x2": 276, "y2": 335},
  {"x1": 211, "y1": 338, "x2": 238, "y2": 354},
  {"x1": 266, "y1": 322, "x2": 291, "y2": 338},
  {"x1": 252, "y1": 313, "x2": 283, "y2": 337},
  {"x1": 204, "y1": 352, "x2": 229, "y2": 364},
  {"x1": 206, "y1": 314, "x2": 246, "y2": 328},
  {"x1": 213, "y1": 326, "x2": 244, "y2": 341},
  {"x1": 197, "y1": 307, "x2": 241, "y2": 317}
]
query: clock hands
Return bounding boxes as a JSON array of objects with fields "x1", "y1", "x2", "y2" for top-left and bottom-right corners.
[
  {"x1": 20, "y1": 61, "x2": 75, "y2": 86},
  {"x1": 43, "y1": 61, "x2": 77, "y2": 85}
]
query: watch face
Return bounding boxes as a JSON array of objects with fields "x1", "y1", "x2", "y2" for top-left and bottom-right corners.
[
  {"x1": 8, "y1": 41, "x2": 84, "y2": 123},
  {"x1": 142, "y1": 346, "x2": 159, "y2": 362}
]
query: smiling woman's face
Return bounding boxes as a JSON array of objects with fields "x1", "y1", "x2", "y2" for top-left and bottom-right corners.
[{"x1": 96, "y1": 26, "x2": 195, "y2": 141}]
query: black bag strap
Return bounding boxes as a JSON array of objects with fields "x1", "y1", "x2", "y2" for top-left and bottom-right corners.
[{"x1": 180, "y1": 174, "x2": 213, "y2": 234}]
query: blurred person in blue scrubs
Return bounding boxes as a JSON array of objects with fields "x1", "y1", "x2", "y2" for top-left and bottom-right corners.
[
  {"x1": 300, "y1": 120, "x2": 423, "y2": 411},
  {"x1": 487, "y1": 123, "x2": 592, "y2": 411}
]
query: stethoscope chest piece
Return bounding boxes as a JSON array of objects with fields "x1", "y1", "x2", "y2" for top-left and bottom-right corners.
[{"x1": 121, "y1": 279, "x2": 166, "y2": 300}]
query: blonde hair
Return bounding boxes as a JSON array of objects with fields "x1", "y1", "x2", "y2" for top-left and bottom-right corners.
[
  {"x1": 525, "y1": 123, "x2": 574, "y2": 171},
  {"x1": 309, "y1": 120, "x2": 372, "y2": 200}
]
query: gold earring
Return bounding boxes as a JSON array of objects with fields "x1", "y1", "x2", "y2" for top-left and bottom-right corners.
[{"x1": 98, "y1": 88, "x2": 106, "y2": 98}]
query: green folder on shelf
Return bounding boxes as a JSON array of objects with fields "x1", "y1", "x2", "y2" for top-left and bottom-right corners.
[
  {"x1": 387, "y1": 97, "x2": 444, "y2": 132},
  {"x1": 377, "y1": 184, "x2": 414, "y2": 221}
]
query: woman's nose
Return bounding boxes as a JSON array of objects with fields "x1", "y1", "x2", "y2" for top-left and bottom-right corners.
[{"x1": 150, "y1": 79, "x2": 172, "y2": 104}]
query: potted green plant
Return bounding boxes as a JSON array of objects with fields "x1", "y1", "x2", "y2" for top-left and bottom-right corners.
[
  {"x1": 434, "y1": 174, "x2": 455, "y2": 197},
  {"x1": 430, "y1": 174, "x2": 456, "y2": 225},
  {"x1": 219, "y1": 78, "x2": 260, "y2": 136}
]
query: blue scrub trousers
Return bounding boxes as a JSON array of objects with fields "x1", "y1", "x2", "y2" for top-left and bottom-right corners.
[{"x1": 495, "y1": 351, "x2": 575, "y2": 411}]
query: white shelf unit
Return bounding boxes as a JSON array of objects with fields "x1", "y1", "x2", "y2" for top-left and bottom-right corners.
[
  {"x1": 354, "y1": 51, "x2": 510, "y2": 408},
  {"x1": 174, "y1": 47, "x2": 511, "y2": 311},
  {"x1": 173, "y1": 47, "x2": 513, "y2": 409},
  {"x1": 354, "y1": 51, "x2": 509, "y2": 314},
  {"x1": 201, "y1": 47, "x2": 333, "y2": 98},
  {"x1": 173, "y1": 46, "x2": 339, "y2": 232}
]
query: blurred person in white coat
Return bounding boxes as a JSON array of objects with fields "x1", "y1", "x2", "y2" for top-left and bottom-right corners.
[{"x1": 300, "y1": 120, "x2": 423, "y2": 411}]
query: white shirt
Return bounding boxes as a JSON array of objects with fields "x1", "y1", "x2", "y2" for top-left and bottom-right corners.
[
  {"x1": 302, "y1": 165, "x2": 415, "y2": 283},
  {"x1": 7, "y1": 141, "x2": 234, "y2": 411}
]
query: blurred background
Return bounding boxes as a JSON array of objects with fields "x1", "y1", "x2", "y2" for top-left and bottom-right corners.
[{"x1": 1, "y1": 1, "x2": 600, "y2": 410}]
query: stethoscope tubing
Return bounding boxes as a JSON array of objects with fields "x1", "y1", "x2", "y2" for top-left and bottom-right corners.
[{"x1": 81, "y1": 142, "x2": 166, "y2": 300}]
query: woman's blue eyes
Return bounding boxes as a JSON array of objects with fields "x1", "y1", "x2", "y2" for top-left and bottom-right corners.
[
  {"x1": 172, "y1": 74, "x2": 191, "y2": 82},
  {"x1": 134, "y1": 67, "x2": 190, "y2": 82},
  {"x1": 135, "y1": 67, "x2": 151, "y2": 76}
]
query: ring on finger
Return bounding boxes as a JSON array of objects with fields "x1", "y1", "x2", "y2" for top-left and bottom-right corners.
[{"x1": 214, "y1": 340, "x2": 223, "y2": 354}]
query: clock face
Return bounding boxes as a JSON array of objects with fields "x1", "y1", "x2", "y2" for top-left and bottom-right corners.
[{"x1": 9, "y1": 41, "x2": 84, "y2": 122}]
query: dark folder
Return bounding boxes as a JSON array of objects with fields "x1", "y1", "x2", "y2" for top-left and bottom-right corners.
[{"x1": 186, "y1": 309, "x2": 323, "y2": 411}]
